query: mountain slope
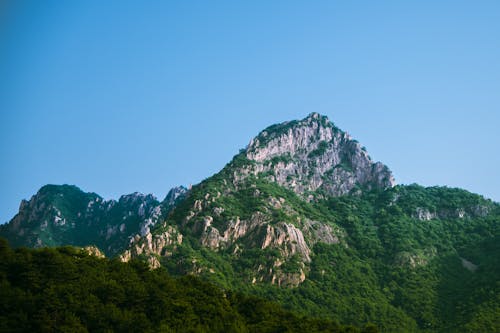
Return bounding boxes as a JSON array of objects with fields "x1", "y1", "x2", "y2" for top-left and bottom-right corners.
[
  {"x1": 128, "y1": 179, "x2": 498, "y2": 331},
  {"x1": 119, "y1": 114, "x2": 499, "y2": 332},
  {"x1": 1, "y1": 113, "x2": 498, "y2": 332}
]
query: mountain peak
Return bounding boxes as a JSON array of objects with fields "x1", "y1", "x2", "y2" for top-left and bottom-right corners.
[
  {"x1": 247, "y1": 113, "x2": 335, "y2": 155},
  {"x1": 163, "y1": 186, "x2": 189, "y2": 210},
  {"x1": 305, "y1": 112, "x2": 330, "y2": 123},
  {"x1": 241, "y1": 114, "x2": 394, "y2": 197}
]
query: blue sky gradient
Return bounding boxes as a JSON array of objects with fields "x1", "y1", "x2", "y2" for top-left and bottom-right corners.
[{"x1": 1, "y1": 1, "x2": 499, "y2": 223}]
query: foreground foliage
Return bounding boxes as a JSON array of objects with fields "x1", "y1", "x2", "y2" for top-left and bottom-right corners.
[{"x1": 0, "y1": 239, "x2": 375, "y2": 333}]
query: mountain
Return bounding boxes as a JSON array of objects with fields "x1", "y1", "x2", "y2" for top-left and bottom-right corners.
[
  {"x1": 120, "y1": 113, "x2": 396, "y2": 272},
  {"x1": 1, "y1": 113, "x2": 499, "y2": 332},
  {"x1": 0, "y1": 184, "x2": 187, "y2": 256}
]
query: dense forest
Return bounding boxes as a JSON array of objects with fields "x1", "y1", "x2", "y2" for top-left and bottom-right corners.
[{"x1": 0, "y1": 238, "x2": 377, "y2": 333}]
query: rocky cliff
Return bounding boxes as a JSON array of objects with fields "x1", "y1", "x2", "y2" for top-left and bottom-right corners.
[{"x1": 239, "y1": 112, "x2": 395, "y2": 197}]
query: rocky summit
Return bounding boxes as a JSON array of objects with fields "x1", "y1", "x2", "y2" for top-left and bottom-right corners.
[
  {"x1": 243, "y1": 112, "x2": 395, "y2": 197},
  {"x1": 1, "y1": 114, "x2": 499, "y2": 332}
]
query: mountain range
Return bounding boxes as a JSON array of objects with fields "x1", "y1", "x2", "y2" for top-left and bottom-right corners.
[{"x1": 1, "y1": 113, "x2": 498, "y2": 332}]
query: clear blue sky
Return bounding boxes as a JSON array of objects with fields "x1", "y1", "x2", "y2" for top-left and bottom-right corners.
[{"x1": 1, "y1": 1, "x2": 499, "y2": 223}]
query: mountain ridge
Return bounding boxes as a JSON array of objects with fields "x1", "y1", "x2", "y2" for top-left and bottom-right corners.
[
  {"x1": 0, "y1": 184, "x2": 187, "y2": 256},
  {"x1": 1, "y1": 113, "x2": 498, "y2": 332}
]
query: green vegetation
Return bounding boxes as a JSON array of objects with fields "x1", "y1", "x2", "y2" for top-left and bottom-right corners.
[
  {"x1": 255, "y1": 120, "x2": 300, "y2": 148},
  {"x1": 266, "y1": 153, "x2": 293, "y2": 166},
  {"x1": 158, "y1": 171, "x2": 500, "y2": 332},
  {"x1": 333, "y1": 161, "x2": 353, "y2": 173},
  {"x1": 309, "y1": 186, "x2": 499, "y2": 332},
  {"x1": 308, "y1": 141, "x2": 329, "y2": 159},
  {"x1": 0, "y1": 239, "x2": 374, "y2": 333}
]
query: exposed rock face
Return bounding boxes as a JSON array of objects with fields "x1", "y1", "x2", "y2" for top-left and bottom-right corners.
[
  {"x1": 412, "y1": 205, "x2": 492, "y2": 221},
  {"x1": 197, "y1": 213, "x2": 265, "y2": 250},
  {"x1": 163, "y1": 186, "x2": 188, "y2": 211},
  {"x1": 394, "y1": 247, "x2": 437, "y2": 268},
  {"x1": 461, "y1": 257, "x2": 478, "y2": 272},
  {"x1": 82, "y1": 245, "x2": 105, "y2": 258},
  {"x1": 116, "y1": 192, "x2": 162, "y2": 237},
  {"x1": 472, "y1": 204, "x2": 490, "y2": 217},
  {"x1": 120, "y1": 225, "x2": 183, "y2": 267},
  {"x1": 194, "y1": 212, "x2": 319, "y2": 265},
  {"x1": 302, "y1": 219, "x2": 340, "y2": 245},
  {"x1": 259, "y1": 222, "x2": 311, "y2": 262},
  {"x1": 242, "y1": 113, "x2": 395, "y2": 197},
  {"x1": 413, "y1": 207, "x2": 437, "y2": 221}
]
